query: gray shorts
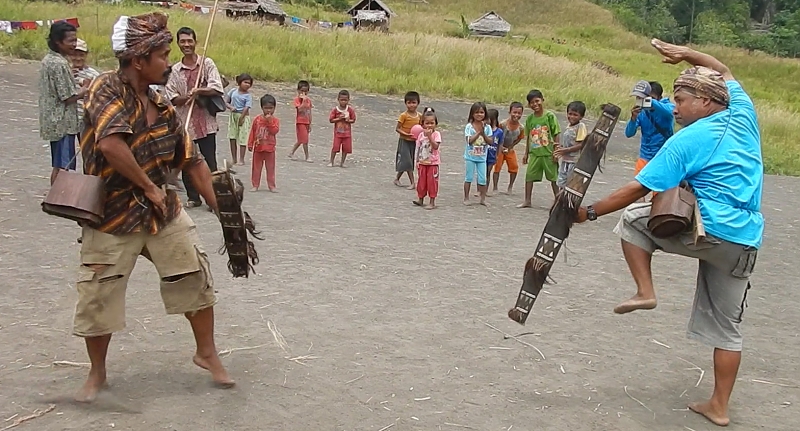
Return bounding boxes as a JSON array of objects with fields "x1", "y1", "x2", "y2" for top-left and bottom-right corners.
[
  {"x1": 613, "y1": 203, "x2": 758, "y2": 351},
  {"x1": 557, "y1": 160, "x2": 575, "y2": 188}
]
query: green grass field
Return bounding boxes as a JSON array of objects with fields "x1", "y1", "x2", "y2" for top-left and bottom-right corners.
[{"x1": 1, "y1": 0, "x2": 799, "y2": 174}]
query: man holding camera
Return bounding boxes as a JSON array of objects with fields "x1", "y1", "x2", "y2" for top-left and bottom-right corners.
[{"x1": 625, "y1": 80, "x2": 675, "y2": 176}]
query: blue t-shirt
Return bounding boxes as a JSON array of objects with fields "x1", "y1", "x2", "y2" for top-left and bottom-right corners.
[
  {"x1": 464, "y1": 123, "x2": 493, "y2": 162},
  {"x1": 227, "y1": 88, "x2": 252, "y2": 113},
  {"x1": 487, "y1": 127, "x2": 503, "y2": 165},
  {"x1": 636, "y1": 81, "x2": 764, "y2": 248},
  {"x1": 625, "y1": 97, "x2": 675, "y2": 161}
]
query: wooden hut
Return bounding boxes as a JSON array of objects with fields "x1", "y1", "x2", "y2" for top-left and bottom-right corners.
[
  {"x1": 346, "y1": 0, "x2": 395, "y2": 32},
  {"x1": 223, "y1": 0, "x2": 287, "y2": 25},
  {"x1": 468, "y1": 11, "x2": 511, "y2": 37}
]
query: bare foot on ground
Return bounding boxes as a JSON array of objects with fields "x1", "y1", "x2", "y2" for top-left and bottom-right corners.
[
  {"x1": 327, "y1": 163, "x2": 334, "y2": 167},
  {"x1": 424, "y1": 204, "x2": 436, "y2": 210},
  {"x1": 250, "y1": 187, "x2": 258, "y2": 192},
  {"x1": 412, "y1": 200, "x2": 423, "y2": 207},
  {"x1": 689, "y1": 400, "x2": 730, "y2": 427},
  {"x1": 269, "y1": 188, "x2": 278, "y2": 193},
  {"x1": 75, "y1": 370, "x2": 107, "y2": 403},
  {"x1": 463, "y1": 199, "x2": 471, "y2": 206},
  {"x1": 340, "y1": 164, "x2": 347, "y2": 168},
  {"x1": 305, "y1": 159, "x2": 313, "y2": 163},
  {"x1": 406, "y1": 184, "x2": 415, "y2": 190},
  {"x1": 516, "y1": 202, "x2": 531, "y2": 208},
  {"x1": 613, "y1": 295, "x2": 657, "y2": 314},
  {"x1": 479, "y1": 200, "x2": 487, "y2": 206},
  {"x1": 393, "y1": 179, "x2": 402, "y2": 187},
  {"x1": 507, "y1": 187, "x2": 513, "y2": 195},
  {"x1": 193, "y1": 354, "x2": 235, "y2": 388}
]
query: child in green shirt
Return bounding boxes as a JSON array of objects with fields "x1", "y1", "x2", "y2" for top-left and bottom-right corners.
[{"x1": 518, "y1": 89, "x2": 561, "y2": 208}]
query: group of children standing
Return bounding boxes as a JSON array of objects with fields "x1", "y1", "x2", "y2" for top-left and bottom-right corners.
[
  {"x1": 221, "y1": 77, "x2": 589, "y2": 206},
  {"x1": 394, "y1": 90, "x2": 589, "y2": 210},
  {"x1": 222, "y1": 78, "x2": 357, "y2": 192}
]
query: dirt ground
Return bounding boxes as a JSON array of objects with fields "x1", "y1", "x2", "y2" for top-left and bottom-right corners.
[{"x1": 0, "y1": 58, "x2": 797, "y2": 431}]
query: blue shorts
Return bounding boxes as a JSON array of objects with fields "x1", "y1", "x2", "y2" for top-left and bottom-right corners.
[
  {"x1": 50, "y1": 134, "x2": 77, "y2": 170},
  {"x1": 465, "y1": 160, "x2": 487, "y2": 185}
]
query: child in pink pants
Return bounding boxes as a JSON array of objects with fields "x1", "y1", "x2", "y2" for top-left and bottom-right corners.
[{"x1": 247, "y1": 94, "x2": 280, "y2": 192}]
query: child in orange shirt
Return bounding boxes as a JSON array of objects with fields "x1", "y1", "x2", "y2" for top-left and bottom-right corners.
[
  {"x1": 394, "y1": 91, "x2": 420, "y2": 189},
  {"x1": 247, "y1": 94, "x2": 280, "y2": 192},
  {"x1": 288, "y1": 80, "x2": 313, "y2": 162},
  {"x1": 328, "y1": 90, "x2": 356, "y2": 167}
]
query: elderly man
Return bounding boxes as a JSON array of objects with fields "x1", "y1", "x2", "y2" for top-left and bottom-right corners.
[
  {"x1": 576, "y1": 39, "x2": 763, "y2": 427},
  {"x1": 70, "y1": 38, "x2": 100, "y2": 126},
  {"x1": 165, "y1": 26, "x2": 223, "y2": 209},
  {"x1": 39, "y1": 21, "x2": 88, "y2": 185},
  {"x1": 74, "y1": 12, "x2": 233, "y2": 402}
]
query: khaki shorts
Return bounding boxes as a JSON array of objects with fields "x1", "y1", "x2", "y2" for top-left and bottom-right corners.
[
  {"x1": 613, "y1": 203, "x2": 757, "y2": 351},
  {"x1": 73, "y1": 210, "x2": 216, "y2": 337}
]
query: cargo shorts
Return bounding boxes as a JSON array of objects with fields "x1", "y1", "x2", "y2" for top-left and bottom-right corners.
[
  {"x1": 73, "y1": 210, "x2": 216, "y2": 337},
  {"x1": 613, "y1": 202, "x2": 758, "y2": 351}
]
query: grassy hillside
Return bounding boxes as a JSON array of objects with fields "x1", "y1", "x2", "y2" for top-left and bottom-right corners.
[{"x1": 1, "y1": 0, "x2": 799, "y2": 174}]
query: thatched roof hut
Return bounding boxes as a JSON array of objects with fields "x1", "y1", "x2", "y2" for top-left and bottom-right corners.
[
  {"x1": 468, "y1": 11, "x2": 511, "y2": 37},
  {"x1": 347, "y1": 0, "x2": 395, "y2": 31},
  {"x1": 223, "y1": 0, "x2": 287, "y2": 23}
]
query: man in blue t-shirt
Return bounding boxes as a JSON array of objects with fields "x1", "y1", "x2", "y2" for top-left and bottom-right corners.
[
  {"x1": 625, "y1": 80, "x2": 675, "y2": 176},
  {"x1": 576, "y1": 40, "x2": 763, "y2": 427}
]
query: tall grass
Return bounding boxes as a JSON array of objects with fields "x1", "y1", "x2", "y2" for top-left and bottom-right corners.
[{"x1": 0, "y1": 0, "x2": 798, "y2": 174}]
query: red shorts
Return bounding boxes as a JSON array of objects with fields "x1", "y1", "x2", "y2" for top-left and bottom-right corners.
[
  {"x1": 332, "y1": 136, "x2": 352, "y2": 154},
  {"x1": 416, "y1": 164, "x2": 439, "y2": 198},
  {"x1": 295, "y1": 123, "x2": 310, "y2": 144}
]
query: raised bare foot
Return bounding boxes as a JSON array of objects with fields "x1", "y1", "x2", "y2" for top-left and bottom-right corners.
[
  {"x1": 424, "y1": 204, "x2": 436, "y2": 210},
  {"x1": 406, "y1": 184, "x2": 415, "y2": 190},
  {"x1": 516, "y1": 202, "x2": 532, "y2": 208},
  {"x1": 75, "y1": 369, "x2": 107, "y2": 403},
  {"x1": 412, "y1": 199, "x2": 423, "y2": 207},
  {"x1": 287, "y1": 153, "x2": 295, "y2": 159},
  {"x1": 393, "y1": 179, "x2": 402, "y2": 187},
  {"x1": 613, "y1": 295, "x2": 657, "y2": 314},
  {"x1": 689, "y1": 400, "x2": 730, "y2": 426},
  {"x1": 193, "y1": 354, "x2": 235, "y2": 388}
]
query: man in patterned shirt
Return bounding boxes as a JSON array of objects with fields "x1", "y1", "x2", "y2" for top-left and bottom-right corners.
[
  {"x1": 39, "y1": 21, "x2": 88, "y2": 185},
  {"x1": 166, "y1": 26, "x2": 224, "y2": 209},
  {"x1": 73, "y1": 12, "x2": 233, "y2": 402}
]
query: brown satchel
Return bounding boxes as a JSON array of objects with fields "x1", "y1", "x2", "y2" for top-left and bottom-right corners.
[
  {"x1": 647, "y1": 182, "x2": 696, "y2": 239},
  {"x1": 42, "y1": 168, "x2": 106, "y2": 225}
]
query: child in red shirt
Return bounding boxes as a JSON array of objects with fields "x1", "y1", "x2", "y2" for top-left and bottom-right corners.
[
  {"x1": 328, "y1": 89, "x2": 356, "y2": 168},
  {"x1": 247, "y1": 94, "x2": 280, "y2": 192},
  {"x1": 288, "y1": 80, "x2": 313, "y2": 162}
]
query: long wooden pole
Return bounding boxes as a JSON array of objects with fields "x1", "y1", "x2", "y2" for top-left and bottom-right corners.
[{"x1": 183, "y1": 0, "x2": 221, "y2": 135}]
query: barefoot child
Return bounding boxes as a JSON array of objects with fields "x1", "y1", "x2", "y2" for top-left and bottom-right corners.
[
  {"x1": 413, "y1": 107, "x2": 441, "y2": 209},
  {"x1": 553, "y1": 101, "x2": 588, "y2": 190},
  {"x1": 463, "y1": 102, "x2": 493, "y2": 206},
  {"x1": 493, "y1": 102, "x2": 524, "y2": 195},
  {"x1": 289, "y1": 80, "x2": 313, "y2": 162},
  {"x1": 486, "y1": 109, "x2": 503, "y2": 197},
  {"x1": 225, "y1": 73, "x2": 253, "y2": 166},
  {"x1": 394, "y1": 91, "x2": 420, "y2": 189},
  {"x1": 518, "y1": 90, "x2": 561, "y2": 208},
  {"x1": 247, "y1": 94, "x2": 280, "y2": 192},
  {"x1": 328, "y1": 90, "x2": 356, "y2": 167}
]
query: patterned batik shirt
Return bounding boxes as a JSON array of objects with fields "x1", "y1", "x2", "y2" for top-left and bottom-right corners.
[
  {"x1": 73, "y1": 66, "x2": 101, "y2": 124},
  {"x1": 39, "y1": 50, "x2": 80, "y2": 141},
  {"x1": 165, "y1": 56, "x2": 224, "y2": 141},
  {"x1": 80, "y1": 71, "x2": 204, "y2": 235}
]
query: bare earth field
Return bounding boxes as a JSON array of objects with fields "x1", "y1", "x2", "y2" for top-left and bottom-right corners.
[{"x1": 0, "y1": 59, "x2": 798, "y2": 431}]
